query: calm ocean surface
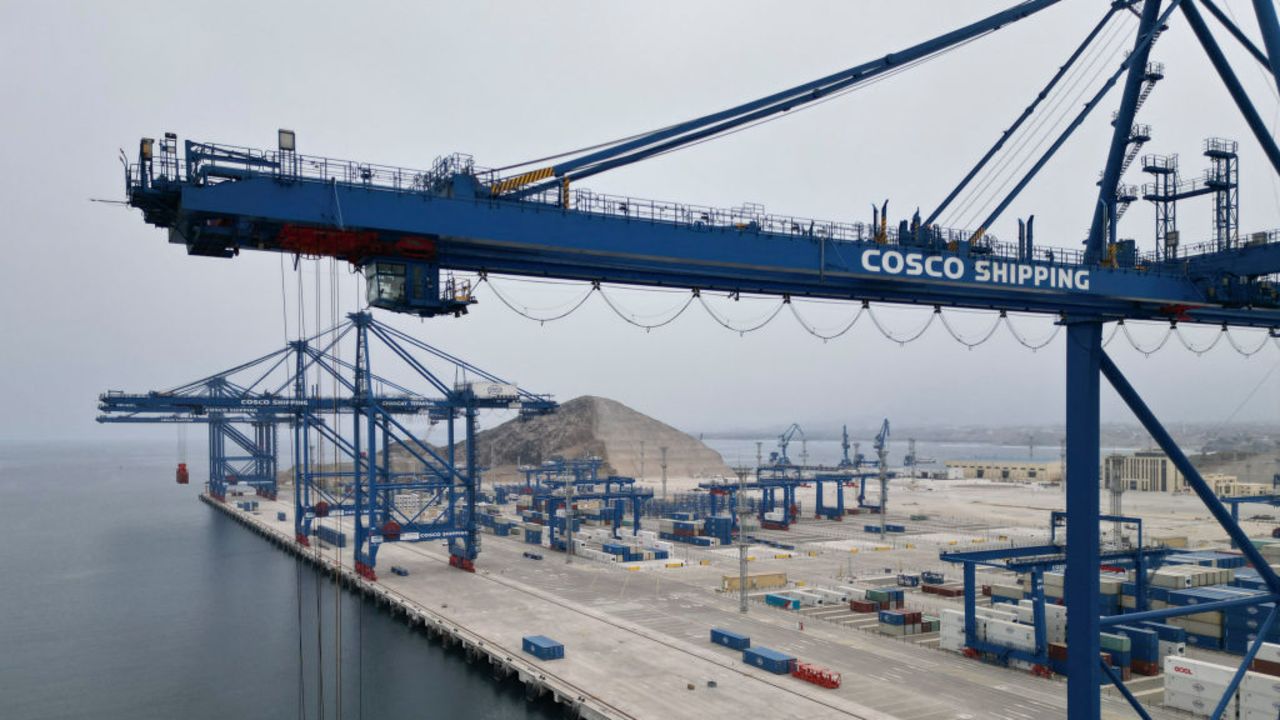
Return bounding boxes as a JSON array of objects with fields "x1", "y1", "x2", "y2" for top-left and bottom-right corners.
[{"x1": 0, "y1": 439, "x2": 561, "y2": 720}]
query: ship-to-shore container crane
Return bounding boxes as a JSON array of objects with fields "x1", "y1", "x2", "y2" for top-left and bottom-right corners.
[{"x1": 113, "y1": 0, "x2": 1280, "y2": 715}]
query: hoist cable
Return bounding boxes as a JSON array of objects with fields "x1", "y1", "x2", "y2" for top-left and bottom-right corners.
[{"x1": 944, "y1": 13, "x2": 1131, "y2": 228}]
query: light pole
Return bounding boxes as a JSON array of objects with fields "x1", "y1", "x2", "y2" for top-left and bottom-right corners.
[
  {"x1": 732, "y1": 465, "x2": 752, "y2": 613},
  {"x1": 660, "y1": 446, "x2": 669, "y2": 500}
]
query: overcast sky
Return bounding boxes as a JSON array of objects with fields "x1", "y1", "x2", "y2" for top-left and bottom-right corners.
[{"x1": 3, "y1": 1, "x2": 1280, "y2": 444}]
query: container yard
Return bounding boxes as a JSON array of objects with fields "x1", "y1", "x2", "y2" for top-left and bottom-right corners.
[{"x1": 182, "y1": 451, "x2": 1280, "y2": 719}]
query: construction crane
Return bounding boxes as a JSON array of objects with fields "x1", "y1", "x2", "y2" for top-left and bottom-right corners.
[
  {"x1": 113, "y1": 1, "x2": 1280, "y2": 715},
  {"x1": 99, "y1": 312, "x2": 556, "y2": 578}
]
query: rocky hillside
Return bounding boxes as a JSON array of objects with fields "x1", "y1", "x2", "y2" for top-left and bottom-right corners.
[{"x1": 461, "y1": 395, "x2": 730, "y2": 482}]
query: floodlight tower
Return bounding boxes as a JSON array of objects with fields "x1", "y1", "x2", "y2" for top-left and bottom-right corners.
[{"x1": 732, "y1": 464, "x2": 753, "y2": 613}]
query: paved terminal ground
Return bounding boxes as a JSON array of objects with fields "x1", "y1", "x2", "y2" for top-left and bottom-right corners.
[{"x1": 212, "y1": 478, "x2": 1223, "y2": 720}]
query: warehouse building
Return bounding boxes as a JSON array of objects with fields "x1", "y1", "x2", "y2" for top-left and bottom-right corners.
[{"x1": 944, "y1": 460, "x2": 1062, "y2": 484}]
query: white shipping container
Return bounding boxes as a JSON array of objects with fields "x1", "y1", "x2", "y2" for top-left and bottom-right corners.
[
  {"x1": 1243, "y1": 670, "x2": 1280, "y2": 702},
  {"x1": 1165, "y1": 688, "x2": 1235, "y2": 717},
  {"x1": 975, "y1": 607, "x2": 1018, "y2": 622},
  {"x1": 838, "y1": 585, "x2": 868, "y2": 601},
  {"x1": 1256, "y1": 642, "x2": 1280, "y2": 665},
  {"x1": 791, "y1": 591, "x2": 825, "y2": 607},
  {"x1": 1158, "y1": 640, "x2": 1186, "y2": 662},
  {"x1": 1241, "y1": 691, "x2": 1280, "y2": 717},
  {"x1": 985, "y1": 619, "x2": 1035, "y2": 652},
  {"x1": 1165, "y1": 656, "x2": 1238, "y2": 688},
  {"x1": 813, "y1": 588, "x2": 848, "y2": 603}
]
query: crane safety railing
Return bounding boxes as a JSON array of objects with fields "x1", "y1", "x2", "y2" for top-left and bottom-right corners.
[{"x1": 131, "y1": 140, "x2": 1267, "y2": 273}]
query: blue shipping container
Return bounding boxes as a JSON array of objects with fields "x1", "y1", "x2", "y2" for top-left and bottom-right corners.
[
  {"x1": 710, "y1": 628, "x2": 751, "y2": 650},
  {"x1": 742, "y1": 646, "x2": 795, "y2": 674},
  {"x1": 764, "y1": 594, "x2": 800, "y2": 610},
  {"x1": 522, "y1": 635, "x2": 565, "y2": 660}
]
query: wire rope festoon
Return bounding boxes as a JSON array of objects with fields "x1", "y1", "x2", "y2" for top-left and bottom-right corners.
[{"x1": 481, "y1": 274, "x2": 1280, "y2": 357}]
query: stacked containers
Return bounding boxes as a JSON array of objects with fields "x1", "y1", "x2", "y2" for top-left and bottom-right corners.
[
  {"x1": 878, "y1": 609, "x2": 924, "y2": 636},
  {"x1": 1113, "y1": 625, "x2": 1160, "y2": 675},
  {"x1": 1099, "y1": 632, "x2": 1132, "y2": 680},
  {"x1": 1139, "y1": 621, "x2": 1187, "y2": 666},
  {"x1": 1242, "y1": 657, "x2": 1280, "y2": 720}
]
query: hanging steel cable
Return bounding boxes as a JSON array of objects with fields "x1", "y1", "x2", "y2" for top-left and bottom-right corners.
[
  {"x1": 597, "y1": 287, "x2": 695, "y2": 330},
  {"x1": 938, "y1": 309, "x2": 1005, "y2": 348},
  {"x1": 696, "y1": 294, "x2": 786, "y2": 334},
  {"x1": 867, "y1": 305, "x2": 937, "y2": 344},
  {"x1": 1103, "y1": 321, "x2": 1123, "y2": 348},
  {"x1": 950, "y1": 15, "x2": 1136, "y2": 229},
  {"x1": 1226, "y1": 327, "x2": 1274, "y2": 356},
  {"x1": 475, "y1": 277, "x2": 1280, "y2": 358},
  {"x1": 1005, "y1": 315, "x2": 1062, "y2": 350},
  {"x1": 1175, "y1": 325, "x2": 1226, "y2": 355},
  {"x1": 944, "y1": 13, "x2": 1132, "y2": 228},
  {"x1": 788, "y1": 301, "x2": 865, "y2": 341},
  {"x1": 1120, "y1": 321, "x2": 1174, "y2": 355},
  {"x1": 481, "y1": 277, "x2": 596, "y2": 323}
]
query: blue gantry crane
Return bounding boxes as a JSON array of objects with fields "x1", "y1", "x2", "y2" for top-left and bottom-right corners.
[
  {"x1": 507, "y1": 458, "x2": 654, "y2": 544},
  {"x1": 99, "y1": 313, "x2": 555, "y2": 578},
  {"x1": 115, "y1": 0, "x2": 1280, "y2": 715}
]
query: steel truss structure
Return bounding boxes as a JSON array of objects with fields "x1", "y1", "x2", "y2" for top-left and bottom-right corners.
[
  {"x1": 99, "y1": 313, "x2": 555, "y2": 579},
  {"x1": 116, "y1": 0, "x2": 1280, "y2": 715}
]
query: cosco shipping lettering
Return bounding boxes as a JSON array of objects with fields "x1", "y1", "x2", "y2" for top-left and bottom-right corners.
[{"x1": 861, "y1": 249, "x2": 1091, "y2": 291}]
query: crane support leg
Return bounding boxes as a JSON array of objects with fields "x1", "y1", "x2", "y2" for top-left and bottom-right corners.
[
  {"x1": 1065, "y1": 319, "x2": 1102, "y2": 716},
  {"x1": 1182, "y1": 0, "x2": 1280, "y2": 179}
]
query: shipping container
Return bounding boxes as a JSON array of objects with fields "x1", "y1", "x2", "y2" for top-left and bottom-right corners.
[
  {"x1": 522, "y1": 635, "x2": 565, "y2": 660},
  {"x1": 710, "y1": 628, "x2": 751, "y2": 650},
  {"x1": 742, "y1": 646, "x2": 796, "y2": 674}
]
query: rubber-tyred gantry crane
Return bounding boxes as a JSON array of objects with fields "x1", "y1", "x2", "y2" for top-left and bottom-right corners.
[{"x1": 115, "y1": 0, "x2": 1280, "y2": 715}]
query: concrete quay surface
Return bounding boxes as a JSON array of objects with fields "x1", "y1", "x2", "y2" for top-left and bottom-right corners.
[{"x1": 209, "y1": 492, "x2": 1183, "y2": 719}]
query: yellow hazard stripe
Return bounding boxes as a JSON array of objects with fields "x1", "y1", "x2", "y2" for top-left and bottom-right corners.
[{"x1": 490, "y1": 166, "x2": 555, "y2": 196}]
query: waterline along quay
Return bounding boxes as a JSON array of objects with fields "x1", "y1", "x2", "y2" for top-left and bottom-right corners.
[{"x1": 82, "y1": 0, "x2": 1280, "y2": 718}]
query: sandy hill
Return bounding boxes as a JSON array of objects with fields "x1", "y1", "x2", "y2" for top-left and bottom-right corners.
[{"x1": 462, "y1": 395, "x2": 730, "y2": 483}]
